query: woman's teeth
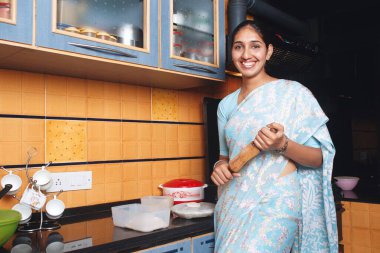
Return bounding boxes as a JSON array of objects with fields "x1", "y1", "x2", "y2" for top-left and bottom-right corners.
[{"x1": 242, "y1": 62, "x2": 255, "y2": 68}]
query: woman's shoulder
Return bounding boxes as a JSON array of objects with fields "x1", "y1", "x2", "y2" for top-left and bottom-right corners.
[
  {"x1": 280, "y1": 79, "x2": 313, "y2": 96},
  {"x1": 219, "y1": 89, "x2": 240, "y2": 106}
]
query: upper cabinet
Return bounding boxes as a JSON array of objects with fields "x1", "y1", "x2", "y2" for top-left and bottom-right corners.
[
  {"x1": 0, "y1": 0, "x2": 33, "y2": 44},
  {"x1": 36, "y1": 0, "x2": 159, "y2": 67},
  {"x1": 161, "y1": 0, "x2": 225, "y2": 80},
  {"x1": 0, "y1": 0, "x2": 225, "y2": 88}
]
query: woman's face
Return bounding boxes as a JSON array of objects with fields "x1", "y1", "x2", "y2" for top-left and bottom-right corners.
[{"x1": 232, "y1": 25, "x2": 273, "y2": 78}]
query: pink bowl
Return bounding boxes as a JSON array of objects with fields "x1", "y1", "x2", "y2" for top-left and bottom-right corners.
[{"x1": 334, "y1": 176, "x2": 359, "y2": 190}]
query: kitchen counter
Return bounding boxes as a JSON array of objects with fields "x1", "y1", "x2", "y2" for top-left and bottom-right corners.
[
  {"x1": 340, "y1": 186, "x2": 380, "y2": 204},
  {"x1": 0, "y1": 206, "x2": 214, "y2": 253}
]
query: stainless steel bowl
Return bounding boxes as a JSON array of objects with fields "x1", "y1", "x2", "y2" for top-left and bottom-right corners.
[{"x1": 117, "y1": 24, "x2": 143, "y2": 48}]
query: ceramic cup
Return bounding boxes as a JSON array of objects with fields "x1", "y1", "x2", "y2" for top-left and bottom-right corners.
[
  {"x1": 45, "y1": 232, "x2": 64, "y2": 253},
  {"x1": 33, "y1": 166, "x2": 52, "y2": 189},
  {"x1": 1, "y1": 171, "x2": 22, "y2": 195},
  {"x1": 12, "y1": 203, "x2": 32, "y2": 224},
  {"x1": 46, "y1": 196, "x2": 65, "y2": 220}
]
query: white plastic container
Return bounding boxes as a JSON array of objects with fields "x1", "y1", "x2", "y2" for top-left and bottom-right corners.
[
  {"x1": 141, "y1": 196, "x2": 174, "y2": 209},
  {"x1": 111, "y1": 203, "x2": 170, "y2": 232}
]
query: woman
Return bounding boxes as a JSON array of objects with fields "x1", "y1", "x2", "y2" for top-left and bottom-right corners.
[{"x1": 211, "y1": 20, "x2": 337, "y2": 253}]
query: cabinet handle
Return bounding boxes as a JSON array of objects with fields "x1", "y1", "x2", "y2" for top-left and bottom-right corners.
[
  {"x1": 68, "y1": 42, "x2": 138, "y2": 58},
  {"x1": 173, "y1": 64, "x2": 217, "y2": 74},
  {"x1": 160, "y1": 250, "x2": 178, "y2": 253}
]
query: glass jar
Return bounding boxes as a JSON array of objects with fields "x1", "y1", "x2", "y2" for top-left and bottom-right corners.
[{"x1": 0, "y1": 0, "x2": 11, "y2": 20}]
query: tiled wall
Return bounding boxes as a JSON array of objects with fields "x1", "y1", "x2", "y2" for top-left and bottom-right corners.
[
  {"x1": 341, "y1": 201, "x2": 380, "y2": 253},
  {"x1": 0, "y1": 69, "x2": 237, "y2": 210}
]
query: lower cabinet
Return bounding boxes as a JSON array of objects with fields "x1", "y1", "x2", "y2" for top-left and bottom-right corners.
[
  {"x1": 136, "y1": 233, "x2": 215, "y2": 253},
  {"x1": 137, "y1": 238, "x2": 191, "y2": 253},
  {"x1": 192, "y1": 233, "x2": 215, "y2": 253}
]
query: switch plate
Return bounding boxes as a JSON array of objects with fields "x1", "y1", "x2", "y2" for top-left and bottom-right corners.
[
  {"x1": 64, "y1": 237, "x2": 93, "y2": 251},
  {"x1": 46, "y1": 171, "x2": 92, "y2": 192}
]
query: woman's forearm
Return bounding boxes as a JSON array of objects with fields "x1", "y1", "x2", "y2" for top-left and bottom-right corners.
[{"x1": 283, "y1": 139, "x2": 323, "y2": 168}]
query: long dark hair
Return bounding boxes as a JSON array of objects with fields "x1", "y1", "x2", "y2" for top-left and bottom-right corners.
[{"x1": 230, "y1": 20, "x2": 274, "y2": 48}]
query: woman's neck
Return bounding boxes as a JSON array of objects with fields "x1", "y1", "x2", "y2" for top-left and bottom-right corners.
[{"x1": 241, "y1": 73, "x2": 277, "y2": 94}]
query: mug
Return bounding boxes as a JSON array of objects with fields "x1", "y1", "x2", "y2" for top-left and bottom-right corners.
[
  {"x1": 45, "y1": 232, "x2": 64, "y2": 253},
  {"x1": 11, "y1": 235, "x2": 33, "y2": 253},
  {"x1": 33, "y1": 166, "x2": 52, "y2": 188},
  {"x1": 12, "y1": 203, "x2": 32, "y2": 224},
  {"x1": 1, "y1": 171, "x2": 22, "y2": 195},
  {"x1": 46, "y1": 195, "x2": 65, "y2": 219}
]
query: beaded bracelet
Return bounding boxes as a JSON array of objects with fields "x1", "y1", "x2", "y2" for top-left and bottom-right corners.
[{"x1": 275, "y1": 135, "x2": 289, "y2": 154}]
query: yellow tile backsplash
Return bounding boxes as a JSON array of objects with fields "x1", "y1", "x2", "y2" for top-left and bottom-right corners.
[
  {"x1": 152, "y1": 88, "x2": 178, "y2": 121},
  {"x1": 46, "y1": 120, "x2": 87, "y2": 162},
  {"x1": 0, "y1": 68, "x2": 212, "y2": 210}
]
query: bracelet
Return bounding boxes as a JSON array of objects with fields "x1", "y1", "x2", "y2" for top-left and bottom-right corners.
[
  {"x1": 213, "y1": 160, "x2": 227, "y2": 170},
  {"x1": 275, "y1": 135, "x2": 289, "y2": 154}
]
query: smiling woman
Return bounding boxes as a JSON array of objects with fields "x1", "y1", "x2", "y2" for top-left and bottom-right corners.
[{"x1": 211, "y1": 20, "x2": 338, "y2": 253}]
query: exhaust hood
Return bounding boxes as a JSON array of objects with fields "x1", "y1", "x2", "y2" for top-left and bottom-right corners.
[{"x1": 227, "y1": 0, "x2": 318, "y2": 77}]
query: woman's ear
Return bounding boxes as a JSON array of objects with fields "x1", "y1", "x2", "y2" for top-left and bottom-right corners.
[{"x1": 266, "y1": 44, "x2": 274, "y2": 61}]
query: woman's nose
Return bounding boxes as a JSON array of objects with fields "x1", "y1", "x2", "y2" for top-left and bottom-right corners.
[{"x1": 241, "y1": 48, "x2": 251, "y2": 59}]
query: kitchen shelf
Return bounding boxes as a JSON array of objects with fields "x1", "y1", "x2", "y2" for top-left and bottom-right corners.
[
  {"x1": 174, "y1": 23, "x2": 214, "y2": 37},
  {"x1": 0, "y1": 42, "x2": 223, "y2": 89}
]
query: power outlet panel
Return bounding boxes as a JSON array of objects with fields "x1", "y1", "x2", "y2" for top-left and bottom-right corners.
[
  {"x1": 46, "y1": 171, "x2": 92, "y2": 192},
  {"x1": 64, "y1": 237, "x2": 93, "y2": 251}
]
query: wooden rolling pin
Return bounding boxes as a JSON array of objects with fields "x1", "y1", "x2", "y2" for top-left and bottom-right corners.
[
  {"x1": 229, "y1": 128, "x2": 278, "y2": 172},
  {"x1": 229, "y1": 142, "x2": 261, "y2": 172}
]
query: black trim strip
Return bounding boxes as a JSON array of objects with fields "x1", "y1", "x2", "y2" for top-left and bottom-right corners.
[
  {"x1": 2, "y1": 156, "x2": 206, "y2": 169},
  {"x1": 0, "y1": 114, "x2": 203, "y2": 125}
]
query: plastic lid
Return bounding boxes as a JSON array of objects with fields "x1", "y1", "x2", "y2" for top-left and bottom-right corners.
[
  {"x1": 162, "y1": 179, "x2": 204, "y2": 188},
  {"x1": 171, "y1": 202, "x2": 215, "y2": 219}
]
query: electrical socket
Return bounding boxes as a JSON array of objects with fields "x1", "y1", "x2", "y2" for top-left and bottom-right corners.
[
  {"x1": 46, "y1": 171, "x2": 92, "y2": 192},
  {"x1": 64, "y1": 238, "x2": 93, "y2": 251}
]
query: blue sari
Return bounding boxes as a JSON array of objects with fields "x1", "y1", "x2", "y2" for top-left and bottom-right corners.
[{"x1": 214, "y1": 79, "x2": 337, "y2": 253}]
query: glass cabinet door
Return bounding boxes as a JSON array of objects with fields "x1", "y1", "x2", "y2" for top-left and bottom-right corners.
[
  {"x1": 161, "y1": 0, "x2": 225, "y2": 80},
  {"x1": 36, "y1": 0, "x2": 158, "y2": 66},
  {"x1": 0, "y1": 0, "x2": 33, "y2": 44},
  {"x1": 172, "y1": 0, "x2": 215, "y2": 65}
]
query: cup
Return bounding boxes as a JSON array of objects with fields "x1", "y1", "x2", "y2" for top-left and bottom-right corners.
[
  {"x1": 11, "y1": 235, "x2": 33, "y2": 253},
  {"x1": 45, "y1": 232, "x2": 64, "y2": 253},
  {"x1": 46, "y1": 195, "x2": 65, "y2": 220},
  {"x1": 12, "y1": 203, "x2": 32, "y2": 224},
  {"x1": 33, "y1": 166, "x2": 52, "y2": 189},
  {"x1": 1, "y1": 171, "x2": 22, "y2": 195}
]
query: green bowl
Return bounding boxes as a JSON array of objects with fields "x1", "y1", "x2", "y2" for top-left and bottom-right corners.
[{"x1": 0, "y1": 210, "x2": 21, "y2": 247}]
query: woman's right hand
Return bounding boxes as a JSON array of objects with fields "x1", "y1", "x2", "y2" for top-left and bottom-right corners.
[{"x1": 211, "y1": 160, "x2": 240, "y2": 186}]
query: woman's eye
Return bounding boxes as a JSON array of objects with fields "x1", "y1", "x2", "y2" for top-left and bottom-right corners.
[
  {"x1": 252, "y1": 44, "x2": 260, "y2": 49},
  {"x1": 234, "y1": 45, "x2": 242, "y2": 50}
]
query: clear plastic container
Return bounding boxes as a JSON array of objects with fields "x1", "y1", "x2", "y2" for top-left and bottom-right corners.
[
  {"x1": 141, "y1": 196, "x2": 174, "y2": 209},
  {"x1": 111, "y1": 203, "x2": 170, "y2": 232}
]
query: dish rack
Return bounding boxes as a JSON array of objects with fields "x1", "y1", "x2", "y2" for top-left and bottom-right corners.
[{"x1": 1, "y1": 147, "x2": 63, "y2": 232}]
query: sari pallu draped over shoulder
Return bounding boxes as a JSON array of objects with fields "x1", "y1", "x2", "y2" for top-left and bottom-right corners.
[{"x1": 214, "y1": 79, "x2": 338, "y2": 253}]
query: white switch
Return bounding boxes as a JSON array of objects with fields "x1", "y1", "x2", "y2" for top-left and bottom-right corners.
[{"x1": 46, "y1": 171, "x2": 92, "y2": 192}]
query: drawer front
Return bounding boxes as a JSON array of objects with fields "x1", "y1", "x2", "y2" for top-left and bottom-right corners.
[{"x1": 192, "y1": 233, "x2": 215, "y2": 253}]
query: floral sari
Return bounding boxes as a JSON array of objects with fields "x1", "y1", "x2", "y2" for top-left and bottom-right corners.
[{"x1": 214, "y1": 79, "x2": 337, "y2": 253}]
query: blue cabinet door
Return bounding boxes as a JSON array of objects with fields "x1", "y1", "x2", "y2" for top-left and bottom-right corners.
[
  {"x1": 192, "y1": 233, "x2": 215, "y2": 253},
  {"x1": 161, "y1": 0, "x2": 225, "y2": 80},
  {"x1": 35, "y1": 0, "x2": 158, "y2": 67},
  {"x1": 0, "y1": 0, "x2": 33, "y2": 44},
  {"x1": 149, "y1": 238, "x2": 191, "y2": 253}
]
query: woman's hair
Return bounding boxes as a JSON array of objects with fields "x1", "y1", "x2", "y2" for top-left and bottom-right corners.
[{"x1": 230, "y1": 20, "x2": 274, "y2": 48}]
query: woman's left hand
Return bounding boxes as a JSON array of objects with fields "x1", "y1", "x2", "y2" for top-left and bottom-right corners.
[{"x1": 253, "y1": 122, "x2": 286, "y2": 152}]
